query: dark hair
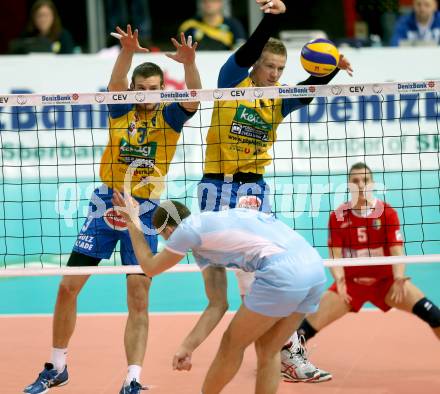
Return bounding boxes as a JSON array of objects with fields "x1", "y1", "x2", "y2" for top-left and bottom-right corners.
[
  {"x1": 28, "y1": 0, "x2": 62, "y2": 41},
  {"x1": 131, "y1": 62, "x2": 164, "y2": 86},
  {"x1": 349, "y1": 162, "x2": 373, "y2": 178},
  {"x1": 152, "y1": 200, "x2": 191, "y2": 229}
]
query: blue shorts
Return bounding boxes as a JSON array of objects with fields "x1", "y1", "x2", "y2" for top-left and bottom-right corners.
[
  {"x1": 197, "y1": 175, "x2": 271, "y2": 213},
  {"x1": 72, "y1": 185, "x2": 158, "y2": 265},
  {"x1": 244, "y1": 253, "x2": 326, "y2": 317}
]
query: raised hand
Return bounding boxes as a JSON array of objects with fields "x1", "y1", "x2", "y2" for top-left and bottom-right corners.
[
  {"x1": 112, "y1": 190, "x2": 140, "y2": 225},
  {"x1": 114, "y1": 24, "x2": 149, "y2": 53},
  {"x1": 256, "y1": 0, "x2": 286, "y2": 14},
  {"x1": 166, "y1": 32, "x2": 198, "y2": 65},
  {"x1": 338, "y1": 54, "x2": 354, "y2": 77}
]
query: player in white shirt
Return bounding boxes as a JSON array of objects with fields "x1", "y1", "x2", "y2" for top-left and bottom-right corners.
[{"x1": 112, "y1": 191, "x2": 326, "y2": 394}]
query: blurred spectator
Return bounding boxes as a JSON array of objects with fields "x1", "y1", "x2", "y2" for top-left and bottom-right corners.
[
  {"x1": 391, "y1": 0, "x2": 440, "y2": 46},
  {"x1": 178, "y1": 0, "x2": 246, "y2": 50},
  {"x1": 105, "y1": 0, "x2": 153, "y2": 48},
  {"x1": 356, "y1": 0, "x2": 399, "y2": 45},
  {"x1": 9, "y1": 0, "x2": 75, "y2": 54}
]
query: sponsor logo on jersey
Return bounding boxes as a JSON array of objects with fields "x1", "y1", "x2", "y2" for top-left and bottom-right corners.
[
  {"x1": 230, "y1": 105, "x2": 272, "y2": 142},
  {"x1": 0, "y1": 96, "x2": 9, "y2": 104},
  {"x1": 103, "y1": 208, "x2": 127, "y2": 231},
  {"x1": 237, "y1": 195, "x2": 261, "y2": 210},
  {"x1": 118, "y1": 139, "x2": 157, "y2": 168},
  {"x1": 74, "y1": 234, "x2": 95, "y2": 251},
  {"x1": 372, "y1": 218, "x2": 381, "y2": 229}
]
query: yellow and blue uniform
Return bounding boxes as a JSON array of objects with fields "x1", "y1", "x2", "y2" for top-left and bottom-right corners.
[
  {"x1": 199, "y1": 54, "x2": 306, "y2": 212},
  {"x1": 179, "y1": 15, "x2": 246, "y2": 51},
  {"x1": 71, "y1": 102, "x2": 194, "y2": 264}
]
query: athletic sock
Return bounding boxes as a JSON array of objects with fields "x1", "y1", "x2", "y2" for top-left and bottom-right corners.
[
  {"x1": 297, "y1": 318, "x2": 318, "y2": 341},
  {"x1": 125, "y1": 365, "x2": 142, "y2": 386},
  {"x1": 51, "y1": 347, "x2": 67, "y2": 373}
]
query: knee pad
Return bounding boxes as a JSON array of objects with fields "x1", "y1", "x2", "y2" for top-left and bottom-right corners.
[{"x1": 412, "y1": 297, "x2": 440, "y2": 328}]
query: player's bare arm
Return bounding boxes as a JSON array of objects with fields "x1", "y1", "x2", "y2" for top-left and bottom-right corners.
[
  {"x1": 389, "y1": 245, "x2": 409, "y2": 304},
  {"x1": 329, "y1": 247, "x2": 352, "y2": 303},
  {"x1": 108, "y1": 25, "x2": 149, "y2": 91},
  {"x1": 112, "y1": 190, "x2": 183, "y2": 276},
  {"x1": 173, "y1": 266, "x2": 228, "y2": 371}
]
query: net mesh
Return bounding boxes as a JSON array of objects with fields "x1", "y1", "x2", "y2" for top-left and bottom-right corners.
[{"x1": 0, "y1": 81, "x2": 439, "y2": 275}]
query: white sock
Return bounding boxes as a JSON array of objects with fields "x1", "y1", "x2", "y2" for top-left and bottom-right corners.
[
  {"x1": 51, "y1": 347, "x2": 67, "y2": 373},
  {"x1": 125, "y1": 365, "x2": 142, "y2": 385}
]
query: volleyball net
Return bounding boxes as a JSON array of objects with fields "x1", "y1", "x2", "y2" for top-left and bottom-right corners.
[{"x1": 0, "y1": 80, "x2": 439, "y2": 276}]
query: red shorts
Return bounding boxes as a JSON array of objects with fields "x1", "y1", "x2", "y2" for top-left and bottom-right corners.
[{"x1": 328, "y1": 276, "x2": 394, "y2": 312}]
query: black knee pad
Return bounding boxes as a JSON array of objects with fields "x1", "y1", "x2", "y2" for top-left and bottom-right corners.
[
  {"x1": 297, "y1": 318, "x2": 318, "y2": 340},
  {"x1": 412, "y1": 297, "x2": 440, "y2": 328}
]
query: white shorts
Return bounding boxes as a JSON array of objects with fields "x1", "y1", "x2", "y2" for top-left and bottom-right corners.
[{"x1": 244, "y1": 253, "x2": 326, "y2": 318}]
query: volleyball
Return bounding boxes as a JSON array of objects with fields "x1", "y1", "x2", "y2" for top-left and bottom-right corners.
[{"x1": 300, "y1": 38, "x2": 340, "y2": 77}]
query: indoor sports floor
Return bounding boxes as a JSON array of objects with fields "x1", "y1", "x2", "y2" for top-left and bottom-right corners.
[{"x1": 1, "y1": 267, "x2": 440, "y2": 393}]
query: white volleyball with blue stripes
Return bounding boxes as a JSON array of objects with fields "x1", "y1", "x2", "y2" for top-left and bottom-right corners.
[{"x1": 300, "y1": 38, "x2": 340, "y2": 77}]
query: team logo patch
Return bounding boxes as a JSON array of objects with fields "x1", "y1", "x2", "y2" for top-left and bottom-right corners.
[
  {"x1": 237, "y1": 195, "x2": 262, "y2": 210},
  {"x1": 103, "y1": 208, "x2": 127, "y2": 231},
  {"x1": 373, "y1": 218, "x2": 381, "y2": 229}
]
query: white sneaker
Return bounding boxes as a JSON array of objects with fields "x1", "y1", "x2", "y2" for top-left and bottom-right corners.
[{"x1": 280, "y1": 336, "x2": 332, "y2": 383}]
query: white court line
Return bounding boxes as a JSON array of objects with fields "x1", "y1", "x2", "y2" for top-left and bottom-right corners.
[{"x1": 0, "y1": 308, "x2": 385, "y2": 318}]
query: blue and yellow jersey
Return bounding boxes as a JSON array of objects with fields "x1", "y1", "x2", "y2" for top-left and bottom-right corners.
[
  {"x1": 100, "y1": 103, "x2": 193, "y2": 199},
  {"x1": 178, "y1": 16, "x2": 246, "y2": 51},
  {"x1": 204, "y1": 55, "x2": 306, "y2": 175}
]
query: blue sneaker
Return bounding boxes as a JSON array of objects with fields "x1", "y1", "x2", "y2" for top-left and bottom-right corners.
[
  {"x1": 119, "y1": 379, "x2": 147, "y2": 393},
  {"x1": 23, "y1": 363, "x2": 69, "y2": 394}
]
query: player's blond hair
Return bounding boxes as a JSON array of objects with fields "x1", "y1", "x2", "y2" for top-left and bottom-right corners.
[{"x1": 262, "y1": 38, "x2": 287, "y2": 57}]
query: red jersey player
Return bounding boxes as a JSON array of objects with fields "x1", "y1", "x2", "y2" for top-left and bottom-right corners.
[{"x1": 297, "y1": 162, "x2": 440, "y2": 341}]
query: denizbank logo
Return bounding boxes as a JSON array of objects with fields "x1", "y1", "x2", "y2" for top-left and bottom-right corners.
[
  {"x1": 41, "y1": 94, "x2": 79, "y2": 104},
  {"x1": 160, "y1": 91, "x2": 190, "y2": 100},
  {"x1": 278, "y1": 86, "x2": 309, "y2": 97},
  {"x1": 233, "y1": 105, "x2": 271, "y2": 132},
  {"x1": 119, "y1": 139, "x2": 157, "y2": 161},
  {"x1": 397, "y1": 82, "x2": 435, "y2": 93}
]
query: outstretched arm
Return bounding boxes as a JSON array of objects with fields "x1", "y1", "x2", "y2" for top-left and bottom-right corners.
[
  {"x1": 108, "y1": 25, "x2": 149, "y2": 92},
  {"x1": 234, "y1": 0, "x2": 287, "y2": 68},
  {"x1": 173, "y1": 266, "x2": 229, "y2": 371},
  {"x1": 166, "y1": 32, "x2": 201, "y2": 112},
  {"x1": 112, "y1": 191, "x2": 184, "y2": 276}
]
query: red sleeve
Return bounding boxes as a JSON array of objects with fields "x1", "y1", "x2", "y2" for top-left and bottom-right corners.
[
  {"x1": 384, "y1": 206, "x2": 404, "y2": 246},
  {"x1": 328, "y1": 212, "x2": 344, "y2": 248}
]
